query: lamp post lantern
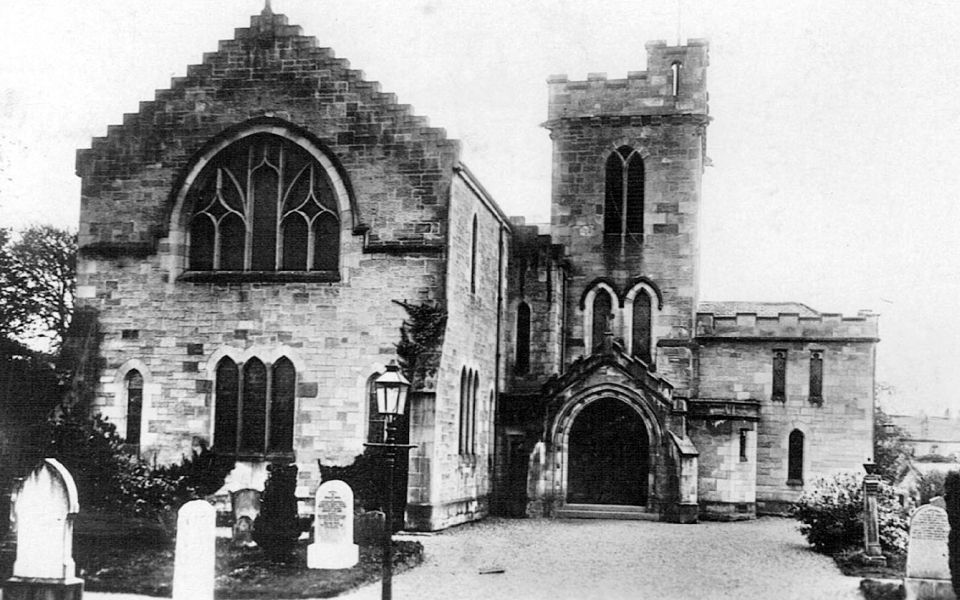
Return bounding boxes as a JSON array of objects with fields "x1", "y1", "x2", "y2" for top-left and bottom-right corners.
[{"x1": 365, "y1": 360, "x2": 414, "y2": 600}]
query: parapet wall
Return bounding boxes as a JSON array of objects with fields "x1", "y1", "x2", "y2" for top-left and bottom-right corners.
[
  {"x1": 547, "y1": 39, "x2": 708, "y2": 121},
  {"x1": 695, "y1": 311, "x2": 879, "y2": 340}
]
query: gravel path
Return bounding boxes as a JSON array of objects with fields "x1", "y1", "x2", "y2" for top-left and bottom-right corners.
[{"x1": 339, "y1": 517, "x2": 864, "y2": 600}]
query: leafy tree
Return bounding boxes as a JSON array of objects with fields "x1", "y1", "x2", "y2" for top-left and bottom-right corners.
[
  {"x1": 0, "y1": 228, "x2": 33, "y2": 342},
  {"x1": 6, "y1": 225, "x2": 77, "y2": 348}
]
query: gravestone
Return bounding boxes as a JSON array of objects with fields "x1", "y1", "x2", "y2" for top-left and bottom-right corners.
[
  {"x1": 355, "y1": 510, "x2": 386, "y2": 546},
  {"x1": 904, "y1": 504, "x2": 957, "y2": 600},
  {"x1": 173, "y1": 500, "x2": 216, "y2": 600},
  {"x1": 2, "y1": 459, "x2": 83, "y2": 600},
  {"x1": 307, "y1": 480, "x2": 359, "y2": 569},
  {"x1": 231, "y1": 488, "x2": 261, "y2": 547}
]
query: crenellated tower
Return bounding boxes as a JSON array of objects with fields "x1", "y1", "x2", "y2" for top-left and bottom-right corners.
[{"x1": 545, "y1": 39, "x2": 709, "y2": 393}]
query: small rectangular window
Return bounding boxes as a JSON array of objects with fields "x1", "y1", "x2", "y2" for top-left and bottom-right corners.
[
  {"x1": 739, "y1": 429, "x2": 749, "y2": 462},
  {"x1": 772, "y1": 349, "x2": 787, "y2": 402},
  {"x1": 809, "y1": 350, "x2": 823, "y2": 404}
]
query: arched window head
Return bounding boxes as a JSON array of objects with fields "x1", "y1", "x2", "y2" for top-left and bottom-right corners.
[
  {"x1": 515, "y1": 302, "x2": 531, "y2": 375},
  {"x1": 188, "y1": 133, "x2": 340, "y2": 272},
  {"x1": 671, "y1": 62, "x2": 682, "y2": 97},
  {"x1": 459, "y1": 368, "x2": 469, "y2": 454},
  {"x1": 269, "y1": 357, "x2": 296, "y2": 453},
  {"x1": 124, "y1": 370, "x2": 144, "y2": 446},
  {"x1": 632, "y1": 289, "x2": 652, "y2": 363},
  {"x1": 214, "y1": 357, "x2": 239, "y2": 453},
  {"x1": 592, "y1": 289, "x2": 613, "y2": 351},
  {"x1": 604, "y1": 146, "x2": 644, "y2": 244},
  {"x1": 367, "y1": 372, "x2": 385, "y2": 443},
  {"x1": 788, "y1": 429, "x2": 804, "y2": 484}
]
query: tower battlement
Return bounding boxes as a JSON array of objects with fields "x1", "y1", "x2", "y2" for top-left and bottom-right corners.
[
  {"x1": 547, "y1": 39, "x2": 709, "y2": 121},
  {"x1": 695, "y1": 311, "x2": 879, "y2": 340}
]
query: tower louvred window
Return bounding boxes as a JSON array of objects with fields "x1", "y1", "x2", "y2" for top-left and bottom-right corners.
[{"x1": 188, "y1": 133, "x2": 340, "y2": 272}]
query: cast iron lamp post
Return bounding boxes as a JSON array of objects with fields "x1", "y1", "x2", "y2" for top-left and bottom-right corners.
[{"x1": 365, "y1": 360, "x2": 414, "y2": 600}]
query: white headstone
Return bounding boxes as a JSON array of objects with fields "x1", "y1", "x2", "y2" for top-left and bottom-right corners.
[
  {"x1": 307, "y1": 480, "x2": 359, "y2": 569},
  {"x1": 173, "y1": 500, "x2": 216, "y2": 600},
  {"x1": 904, "y1": 504, "x2": 957, "y2": 600},
  {"x1": 12, "y1": 459, "x2": 80, "y2": 581}
]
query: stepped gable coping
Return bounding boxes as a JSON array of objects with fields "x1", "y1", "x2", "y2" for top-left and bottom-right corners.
[
  {"x1": 540, "y1": 339, "x2": 674, "y2": 404},
  {"x1": 77, "y1": 7, "x2": 456, "y2": 176}
]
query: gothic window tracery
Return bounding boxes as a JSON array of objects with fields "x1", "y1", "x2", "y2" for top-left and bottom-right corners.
[
  {"x1": 188, "y1": 133, "x2": 340, "y2": 272},
  {"x1": 604, "y1": 146, "x2": 644, "y2": 245}
]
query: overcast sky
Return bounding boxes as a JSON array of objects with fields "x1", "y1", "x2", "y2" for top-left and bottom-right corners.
[{"x1": 1, "y1": 1, "x2": 958, "y2": 416}]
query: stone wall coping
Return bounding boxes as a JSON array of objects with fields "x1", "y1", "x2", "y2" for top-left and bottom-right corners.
[{"x1": 695, "y1": 311, "x2": 879, "y2": 339}]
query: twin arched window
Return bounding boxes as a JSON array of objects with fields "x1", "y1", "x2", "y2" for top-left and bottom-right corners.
[
  {"x1": 604, "y1": 146, "x2": 644, "y2": 242},
  {"x1": 213, "y1": 356, "x2": 296, "y2": 456},
  {"x1": 188, "y1": 133, "x2": 340, "y2": 272},
  {"x1": 585, "y1": 283, "x2": 654, "y2": 363}
]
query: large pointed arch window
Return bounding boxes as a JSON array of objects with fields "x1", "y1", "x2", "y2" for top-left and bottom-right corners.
[
  {"x1": 188, "y1": 133, "x2": 340, "y2": 273},
  {"x1": 604, "y1": 146, "x2": 645, "y2": 245},
  {"x1": 213, "y1": 355, "x2": 297, "y2": 457}
]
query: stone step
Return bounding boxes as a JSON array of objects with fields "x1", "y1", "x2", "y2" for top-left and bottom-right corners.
[{"x1": 555, "y1": 504, "x2": 659, "y2": 521}]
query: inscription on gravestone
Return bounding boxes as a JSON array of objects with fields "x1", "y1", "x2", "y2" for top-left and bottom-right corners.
[
  {"x1": 904, "y1": 504, "x2": 957, "y2": 600},
  {"x1": 307, "y1": 480, "x2": 359, "y2": 569}
]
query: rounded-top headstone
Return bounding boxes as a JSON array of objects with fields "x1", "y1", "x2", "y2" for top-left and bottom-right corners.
[
  {"x1": 12, "y1": 458, "x2": 80, "y2": 580},
  {"x1": 307, "y1": 479, "x2": 359, "y2": 569}
]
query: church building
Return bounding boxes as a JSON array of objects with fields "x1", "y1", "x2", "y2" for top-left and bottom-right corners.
[{"x1": 74, "y1": 6, "x2": 878, "y2": 530}]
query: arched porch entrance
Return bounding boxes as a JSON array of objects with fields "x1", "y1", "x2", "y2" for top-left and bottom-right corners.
[{"x1": 566, "y1": 397, "x2": 649, "y2": 505}]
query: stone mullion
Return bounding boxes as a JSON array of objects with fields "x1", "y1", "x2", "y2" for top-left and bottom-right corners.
[
  {"x1": 263, "y1": 360, "x2": 274, "y2": 455},
  {"x1": 273, "y1": 145, "x2": 285, "y2": 271},
  {"x1": 243, "y1": 147, "x2": 254, "y2": 271}
]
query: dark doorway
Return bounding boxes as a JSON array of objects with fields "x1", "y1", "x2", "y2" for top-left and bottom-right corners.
[{"x1": 567, "y1": 398, "x2": 649, "y2": 505}]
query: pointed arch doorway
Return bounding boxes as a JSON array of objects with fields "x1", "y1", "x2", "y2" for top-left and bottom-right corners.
[{"x1": 566, "y1": 398, "x2": 649, "y2": 505}]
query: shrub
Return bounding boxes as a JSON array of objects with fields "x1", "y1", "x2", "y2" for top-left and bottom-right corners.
[
  {"x1": 794, "y1": 472, "x2": 909, "y2": 555},
  {"x1": 253, "y1": 463, "x2": 301, "y2": 561},
  {"x1": 945, "y1": 471, "x2": 960, "y2": 596},
  {"x1": 41, "y1": 408, "x2": 233, "y2": 536},
  {"x1": 916, "y1": 470, "x2": 948, "y2": 505}
]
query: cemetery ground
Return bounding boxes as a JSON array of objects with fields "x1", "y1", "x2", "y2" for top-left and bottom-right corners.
[{"x1": 0, "y1": 510, "x2": 423, "y2": 598}]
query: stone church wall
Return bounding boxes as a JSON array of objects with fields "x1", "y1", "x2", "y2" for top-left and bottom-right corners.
[
  {"x1": 74, "y1": 9, "x2": 489, "y2": 507},
  {"x1": 407, "y1": 172, "x2": 508, "y2": 530},
  {"x1": 696, "y1": 330, "x2": 876, "y2": 513}
]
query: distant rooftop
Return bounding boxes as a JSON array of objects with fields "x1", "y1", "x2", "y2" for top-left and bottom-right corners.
[
  {"x1": 697, "y1": 301, "x2": 820, "y2": 317},
  {"x1": 890, "y1": 414, "x2": 960, "y2": 443}
]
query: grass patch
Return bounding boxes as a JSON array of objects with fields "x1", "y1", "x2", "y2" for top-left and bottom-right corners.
[
  {"x1": 0, "y1": 512, "x2": 422, "y2": 599},
  {"x1": 833, "y1": 548, "x2": 905, "y2": 579}
]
